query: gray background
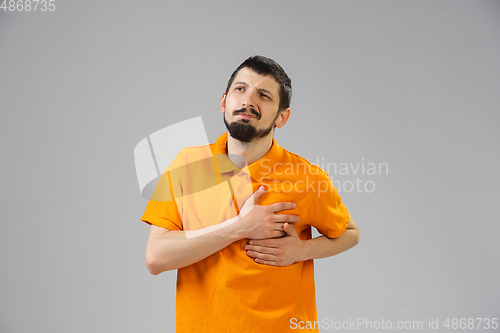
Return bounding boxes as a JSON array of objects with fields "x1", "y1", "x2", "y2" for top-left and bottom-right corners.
[{"x1": 1, "y1": 0, "x2": 499, "y2": 332}]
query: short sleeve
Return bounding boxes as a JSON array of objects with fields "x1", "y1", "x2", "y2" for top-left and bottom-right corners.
[
  {"x1": 140, "y1": 150, "x2": 186, "y2": 231},
  {"x1": 306, "y1": 172, "x2": 350, "y2": 238},
  {"x1": 141, "y1": 198, "x2": 183, "y2": 231}
]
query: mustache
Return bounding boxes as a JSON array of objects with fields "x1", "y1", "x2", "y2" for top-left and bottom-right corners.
[{"x1": 233, "y1": 107, "x2": 260, "y2": 120}]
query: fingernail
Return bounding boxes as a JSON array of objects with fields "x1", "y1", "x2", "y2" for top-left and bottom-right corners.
[
  {"x1": 249, "y1": 240, "x2": 254, "y2": 245},
  {"x1": 244, "y1": 245, "x2": 248, "y2": 250},
  {"x1": 293, "y1": 203, "x2": 296, "y2": 208}
]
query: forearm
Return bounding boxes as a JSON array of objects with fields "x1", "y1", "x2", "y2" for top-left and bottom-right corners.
[
  {"x1": 145, "y1": 188, "x2": 299, "y2": 274},
  {"x1": 146, "y1": 217, "x2": 243, "y2": 274},
  {"x1": 302, "y1": 228, "x2": 359, "y2": 261}
]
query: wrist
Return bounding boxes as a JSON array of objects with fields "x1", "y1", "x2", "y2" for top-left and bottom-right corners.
[
  {"x1": 223, "y1": 215, "x2": 246, "y2": 241},
  {"x1": 301, "y1": 239, "x2": 312, "y2": 261}
]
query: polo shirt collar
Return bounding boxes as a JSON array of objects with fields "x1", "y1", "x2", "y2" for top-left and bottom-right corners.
[{"x1": 213, "y1": 132, "x2": 283, "y2": 183}]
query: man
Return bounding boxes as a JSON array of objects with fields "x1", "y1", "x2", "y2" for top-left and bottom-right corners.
[{"x1": 141, "y1": 55, "x2": 359, "y2": 332}]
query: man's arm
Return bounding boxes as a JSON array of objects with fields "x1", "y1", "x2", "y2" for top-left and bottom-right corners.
[
  {"x1": 303, "y1": 213, "x2": 359, "y2": 260},
  {"x1": 146, "y1": 220, "x2": 237, "y2": 275},
  {"x1": 244, "y1": 212, "x2": 359, "y2": 267},
  {"x1": 145, "y1": 187, "x2": 300, "y2": 275}
]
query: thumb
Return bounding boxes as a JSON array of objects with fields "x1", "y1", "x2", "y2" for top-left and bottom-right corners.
[
  {"x1": 284, "y1": 222, "x2": 298, "y2": 237},
  {"x1": 252, "y1": 186, "x2": 266, "y2": 203}
]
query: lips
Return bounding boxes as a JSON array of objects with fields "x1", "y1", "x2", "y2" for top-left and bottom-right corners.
[{"x1": 238, "y1": 113, "x2": 255, "y2": 119}]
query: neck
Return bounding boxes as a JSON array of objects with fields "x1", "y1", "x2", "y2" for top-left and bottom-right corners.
[{"x1": 227, "y1": 133, "x2": 273, "y2": 167}]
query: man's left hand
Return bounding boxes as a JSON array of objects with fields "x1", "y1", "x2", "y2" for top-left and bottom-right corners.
[{"x1": 244, "y1": 222, "x2": 307, "y2": 267}]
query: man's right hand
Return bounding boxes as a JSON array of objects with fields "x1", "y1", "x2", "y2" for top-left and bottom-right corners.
[
  {"x1": 145, "y1": 186, "x2": 300, "y2": 274},
  {"x1": 238, "y1": 186, "x2": 299, "y2": 240}
]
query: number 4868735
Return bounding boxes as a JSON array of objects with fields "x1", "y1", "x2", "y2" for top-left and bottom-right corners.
[{"x1": 1, "y1": 0, "x2": 56, "y2": 11}]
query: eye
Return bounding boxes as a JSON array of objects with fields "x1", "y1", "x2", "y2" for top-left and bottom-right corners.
[
  {"x1": 260, "y1": 93, "x2": 270, "y2": 100},
  {"x1": 235, "y1": 86, "x2": 244, "y2": 92}
]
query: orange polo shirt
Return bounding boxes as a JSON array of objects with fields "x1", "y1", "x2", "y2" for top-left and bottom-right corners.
[{"x1": 141, "y1": 132, "x2": 350, "y2": 333}]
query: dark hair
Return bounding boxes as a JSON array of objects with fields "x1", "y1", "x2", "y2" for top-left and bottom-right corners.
[{"x1": 225, "y1": 55, "x2": 292, "y2": 112}]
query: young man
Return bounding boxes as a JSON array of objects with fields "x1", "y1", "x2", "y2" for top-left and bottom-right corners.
[{"x1": 141, "y1": 56, "x2": 359, "y2": 332}]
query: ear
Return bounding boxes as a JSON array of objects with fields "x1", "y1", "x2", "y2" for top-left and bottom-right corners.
[
  {"x1": 275, "y1": 108, "x2": 291, "y2": 128},
  {"x1": 220, "y1": 92, "x2": 227, "y2": 114}
]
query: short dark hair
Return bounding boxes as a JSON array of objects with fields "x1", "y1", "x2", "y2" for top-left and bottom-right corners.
[{"x1": 225, "y1": 55, "x2": 292, "y2": 112}]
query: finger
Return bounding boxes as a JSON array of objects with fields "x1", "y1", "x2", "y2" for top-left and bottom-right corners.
[
  {"x1": 247, "y1": 250, "x2": 277, "y2": 262},
  {"x1": 249, "y1": 238, "x2": 281, "y2": 247},
  {"x1": 272, "y1": 222, "x2": 287, "y2": 231},
  {"x1": 270, "y1": 230, "x2": 287, "y2": 238},
  {"x1": 274, "y1": 214, "x2": 300, "y2": 223},
  {"x1": 273, "y1": 230, "x2": 287, "y2": 238},
  {"x1": 274, "y1": 229, "x2": 287, "y2": 238},
  {"x1": 273, "y1": 225, "x2": 285, "y2": 232},
  {"x1": 284, "y1": 222, "x2": 298, "y2": 237},
  {"x1": 252, "y1": 231, "x2": 285, "y2": 240},
  {"x1": 254, "y1": 258, "x2": 278, "y2": 266},
  {"x1": 252, "y1": 186, "x2": 266, "y2": 204},
  {"x1": 270, "y1": 201, "x2": 296, "y2": 213},
  {"x1": 248, "y1": 239, "x2": 266, "y2": 246},
  {"x1": 245, "y1": 242, "x2": 279, "y2": 251},
  {"x1": 245, "y1": 245, "x2": 278, "y2": 255}
]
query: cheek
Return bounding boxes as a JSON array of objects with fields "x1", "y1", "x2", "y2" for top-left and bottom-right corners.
[
  {"x1": 264, "y1": 108, "x2": 279, "y2": 122},
  {"x1": 225, "y1": 98, "x2": 237, "y2": 112}
]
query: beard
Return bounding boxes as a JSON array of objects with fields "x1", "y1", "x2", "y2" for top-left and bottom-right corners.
[{"x1": 223, "y1": 107, "x2": 276, "y2": 143}]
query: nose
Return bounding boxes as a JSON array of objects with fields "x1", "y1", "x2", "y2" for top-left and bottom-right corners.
[{"x1": 242, "y1": 90, "x2": 257, "y2": 108}]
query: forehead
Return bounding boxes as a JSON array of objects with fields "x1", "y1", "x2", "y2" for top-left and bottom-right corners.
[{"x1": 232, "y1": 67, "x2": 279, "y2": 96}]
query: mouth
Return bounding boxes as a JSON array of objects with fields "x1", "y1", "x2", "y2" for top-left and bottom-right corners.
[{"x1": 237, "y1": 113, "x2": 256, "y2": 119}]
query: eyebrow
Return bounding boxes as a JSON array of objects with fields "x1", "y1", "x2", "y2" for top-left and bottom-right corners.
[{"x1": 234, "y1": 81, "x2": 274, "y2": 98}]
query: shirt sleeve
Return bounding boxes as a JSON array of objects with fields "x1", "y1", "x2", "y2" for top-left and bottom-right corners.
[
  {"x1": 140, "y1": 145, "x2": 219, "y2": 231},
  {"x1": 306, "y1": 171, "x2": 350, "y2": 238},
  {"x1": 140, "y1": 151, "x2": 185, "y2": 231},
  {"x1": 141, "y1": 198, "x2": 183, "y2": 231}
]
